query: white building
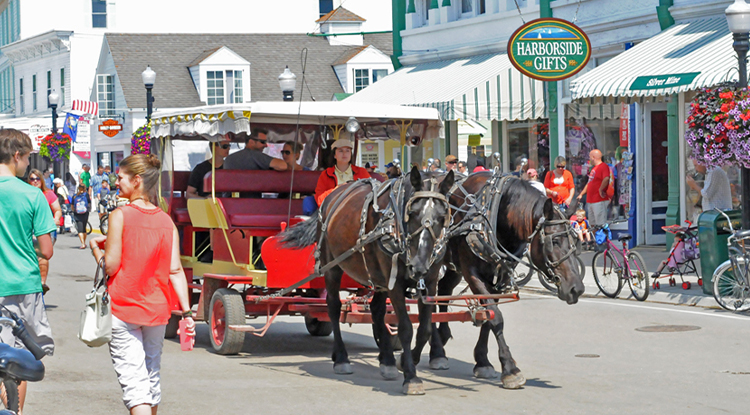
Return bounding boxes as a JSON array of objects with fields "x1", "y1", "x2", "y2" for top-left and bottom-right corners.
[{"x1": 0, "y1": 0, "x2": 393, "y2": 175}]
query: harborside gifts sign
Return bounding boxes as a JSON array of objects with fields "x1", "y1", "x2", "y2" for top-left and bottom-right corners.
[{"x1": 508, "y1": 18, "x2": 591, "y2": 82}]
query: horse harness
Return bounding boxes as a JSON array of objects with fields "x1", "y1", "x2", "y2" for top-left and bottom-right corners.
[{"x1": 447, "y1": 169, "x2": 578, "y2": 290}]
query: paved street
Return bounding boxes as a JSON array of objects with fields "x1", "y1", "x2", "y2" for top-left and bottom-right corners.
[{"x1": 19, "y1": 233, "x2": 750, "y2": 414}]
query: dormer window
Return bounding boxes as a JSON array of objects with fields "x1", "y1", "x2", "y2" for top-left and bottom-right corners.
[{"x1": 188, "y1": 46, "x2": 251, "y2": 105}]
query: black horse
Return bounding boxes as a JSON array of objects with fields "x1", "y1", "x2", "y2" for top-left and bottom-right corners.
[
  {"x1": 412, "y1": 171, "x2": 585, "y2": 389},
  {"x1": 281, "y1": 167, "x2": 455, "y2": 395}
]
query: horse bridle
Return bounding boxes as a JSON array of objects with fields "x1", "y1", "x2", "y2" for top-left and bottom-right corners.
[
  {"x1": 403, "y1": 180, "x2": 452, "y2": 275},
  {"x1": 526, "y1": 207, "x2": 579, "y2": 285}
]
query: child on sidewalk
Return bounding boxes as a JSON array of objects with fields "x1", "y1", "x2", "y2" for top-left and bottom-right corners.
[
  {"x1": 572, "y1": 208, "x2": 592, "y2": 244},
  {"x1": 0, "y1": 129, "x2": 57, "y2": 413}
]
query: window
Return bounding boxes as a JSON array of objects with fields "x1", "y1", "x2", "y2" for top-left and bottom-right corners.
[
  {"x1": 462, "y1": 0, "x2": 473, "y2": 13},
  {"x1": 506, "y1": 0, "x2": 527, "y2": 11},
  {"x1": 19, "y1": 78, "x2": 24, "y2": 115},
  {"x1": 206, "y1": 71, "x2": 224, "y2": 105},
  {"x1": 423, "y1": 0, "x2": 429, "y2": 22},
  {"x1": 354, "y1": 69, "x2": 369, "y2": 92},
  {"x1": 60, "y1": 68, "x2": 65, "y2": 106},
  {"x1": 46, "y1": 70, "x2": 51, "y2": 107},
  {"x1": 32, "y1": 74, "x2": 36, "y2": 111},
  {"x1": 372, "y1": 69, "x2": 388, "y2": 83},
  {"x1": 233, "y1": 70, "x2": 243, "y2": 103},
  {"x1": 97, "y1": 74, "x2": 115, "y2": 117},
  {"x1": 478, "y1": 0, "x2": 486, "y2": 14},
  {"x1": 92, "y1": 0, "x2": 107, "y2": 28},
  {"x1": 319, "y1": 0, "x2": 333, "y2": 17}
]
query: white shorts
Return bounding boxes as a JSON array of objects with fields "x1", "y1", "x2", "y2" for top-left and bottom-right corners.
[
  {"x1": 0, "y1": 293, "x2": 55, "y2": 356},
  {"x1": 109, "y1": 315, "x2": 166, "y2": 410},
  {"x1": 587, "y1": 200, "x2": 609, "y2": 227}
]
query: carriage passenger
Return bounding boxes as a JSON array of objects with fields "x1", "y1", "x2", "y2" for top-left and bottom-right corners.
[
  {"x1": 281, "y1": 141, "x2": 308, "y2": 171},
  {"x1": 223, "y1": 128, "x2": 289, "y2": 172},
  {"x1": 314, "y1": 139, "x2": 370, "y2": 206},
  {"x1": 186, "y1": 139, "x2": 230, "y2": 199}
]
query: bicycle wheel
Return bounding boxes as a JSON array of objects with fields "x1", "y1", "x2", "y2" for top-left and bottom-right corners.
[
  {"x1": 592, "y1": 250, "x2": 622, "y2": 298},
  {"x1": 100, "y1": 214, "x2": 109, "y2": 235},
  {"x1": 576, "y1": 256, "x2": 586, "y2": 282},
  {"x1": 1, "y1": 379, "x2": 19, "y2": 413},
  {"x1": 626, "y1": 252, "x2": 650, "y2": 301},
  {"x1": 86, "y1": 221, "x2": 93, "y2": 235},
  {"x1": 513, "y1": 262, "x2": 535, "y2": 287},
  {"x1": 712, "y1": 258, "x2": 750, "y2": 312},
  {"x1": 538, "y1": 270, "x2": 557, "y2": 293}
]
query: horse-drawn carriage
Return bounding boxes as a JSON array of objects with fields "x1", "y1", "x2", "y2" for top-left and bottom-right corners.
[{"x1": 150, "y1": 101, "x2": 584, "y2": 394}]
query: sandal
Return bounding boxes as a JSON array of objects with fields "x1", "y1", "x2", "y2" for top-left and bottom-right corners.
[{"x1": 79, "y1": 245, "x2": 87, "y2": 250}]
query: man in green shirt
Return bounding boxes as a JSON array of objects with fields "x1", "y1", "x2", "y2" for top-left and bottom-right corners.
[
  {"x1": 0, "y1": 129, "x2": 57, "y2": 413},
  {"x1": 79, "y1": 163, "x2": 91, "y2": 189}
]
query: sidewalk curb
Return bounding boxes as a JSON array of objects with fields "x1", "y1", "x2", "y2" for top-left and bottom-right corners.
[{"x1": 519, "y1": 286, "x2": 725, "y2": 311}]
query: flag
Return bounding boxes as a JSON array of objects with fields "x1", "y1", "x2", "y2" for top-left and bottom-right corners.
[{"x1": 62, "y1": 113, "x2": 80, "y2": 142}]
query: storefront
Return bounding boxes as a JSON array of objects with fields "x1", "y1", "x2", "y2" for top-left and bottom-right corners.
[{"x1": 571, "y1": 17, "x2": 743, "y2": 246}]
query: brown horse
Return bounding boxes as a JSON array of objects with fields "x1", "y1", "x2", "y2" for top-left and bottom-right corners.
[
  {"x1": 280, "y1": 167, "x2": 455, "y2": 395},
  {"x1": 413, "y1": 171, "x2": 584, "y2": 389}
]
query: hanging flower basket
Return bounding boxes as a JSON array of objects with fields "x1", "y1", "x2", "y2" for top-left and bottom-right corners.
[
  {"x1": 685, "y1": 85, "x2": 750, "y2": 168},
  {"x1": 131, "y1": 122, "x2": 151, "y2": 155},
  {"x1": 39, "y1": 133, "x2": 72, "y2": 163}
]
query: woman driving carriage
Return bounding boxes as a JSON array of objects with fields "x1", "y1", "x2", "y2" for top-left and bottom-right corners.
[{"x1": 313, "y1": 139, "x2": 370, "y2": 206}]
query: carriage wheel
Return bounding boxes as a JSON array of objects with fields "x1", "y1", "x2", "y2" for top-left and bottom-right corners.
[
  {"x1": 682, "y1": 282, "x2": 691, "y2": 290},
  {"x1": 304, "y1": 315, "x2": 333, "y2": 336},
  {"x1": 209, "y1": 288, "x2": 246, "y2": 355},
  {"x1": 698, "y1": 278, "x2": 703, "y2": 286},
  {"x1": 164, "y1": 314, "x2": 180, "y2": 339}
]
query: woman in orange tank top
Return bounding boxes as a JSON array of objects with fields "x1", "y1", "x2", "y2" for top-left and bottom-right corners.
[{"x1": 90, "y1": 153, "x2": 194, "y2": 415}]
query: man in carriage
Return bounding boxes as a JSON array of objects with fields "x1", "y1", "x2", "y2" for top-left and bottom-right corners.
[{"x1": 223, "y1": 128, "x2": 290, "y2": 172}]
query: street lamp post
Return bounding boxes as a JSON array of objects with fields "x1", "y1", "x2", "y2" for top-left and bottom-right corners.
[
  {"x1": 142, "y1": 65, "x2": 156, "y2": 122},
  {"x1": 726, "y1": 0, "x2": 750, "y2": 229},
  {"x1": 48, "y1": 90, "x2": 60, "y2": 133},
  {"x1": 278, "y1": 66, "x2": 297, "y2": 102}
]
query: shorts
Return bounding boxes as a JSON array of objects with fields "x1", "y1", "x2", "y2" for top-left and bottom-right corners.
[
  {"x1": 587, "y1": 200, "x2": 609, "y2": 227},
  {"x1": 0, "y1": 293, "x2": 55, "y2": 356},
  {"x1": 109, "y1": 315, "x2": 166, "y2": 409},
  {"x1": 74, "y1": 212, "x2": 89, "y2": 234}
]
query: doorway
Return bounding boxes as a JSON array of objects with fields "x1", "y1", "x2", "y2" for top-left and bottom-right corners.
[{"x1": 643, "y1": 106, "x2": 668, "y2": 245}]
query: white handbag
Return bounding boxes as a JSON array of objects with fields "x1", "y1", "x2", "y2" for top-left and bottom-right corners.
[{"x1": 78, "y1": 258, "x2": 112, "y2": 347}]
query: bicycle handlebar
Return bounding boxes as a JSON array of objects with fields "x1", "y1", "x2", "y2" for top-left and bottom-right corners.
[{"x1": 0, "y1": 313, "x2": 47, "y2": 360}]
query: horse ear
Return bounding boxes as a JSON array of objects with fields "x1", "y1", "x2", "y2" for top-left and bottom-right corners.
[
  {"x1": 439, "y1": 170, "x2": 455, "y2": 195},
  {"x1": 543, "y1": 197, "x2": 555, "y2": 219},
  {"x1": 409, "y1": 166, "x2": 423, "y2": 191}
]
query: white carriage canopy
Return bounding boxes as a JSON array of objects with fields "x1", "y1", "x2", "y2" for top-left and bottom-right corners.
[{"x1": 151, "y1": 101, "x2": 443, "y2": 143}]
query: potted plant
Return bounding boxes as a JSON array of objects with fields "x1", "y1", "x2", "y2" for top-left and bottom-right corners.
[
  {"x1": 39, "y1": 132, "x2": 72, "y2": 162},
  {"x1": 131, "y1": 122, "x2": 151, "y2": 155}
]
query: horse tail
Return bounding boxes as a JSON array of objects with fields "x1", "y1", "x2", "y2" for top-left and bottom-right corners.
[{"x1": 279, "y1": 215, "x2": 320, "y2": 249}]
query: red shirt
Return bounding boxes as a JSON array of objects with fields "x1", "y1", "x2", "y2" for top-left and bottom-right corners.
[
  {"x1": 108, "y1": 204, "x2": 175, "y2": 326},
  {"x1": 586, "y1": 163, "x2": 611, "y2": 204},
  {"x1": 314, "y1": 165, "x2": 370, "y2": 206}
]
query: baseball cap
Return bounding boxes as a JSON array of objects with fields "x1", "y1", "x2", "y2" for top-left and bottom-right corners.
[
  {"x1": 331, "y1": 139, "x2": 353, "y2": 150},
  {"x1": 526, "y1": 168, "x2": 538, "y2": 177}
]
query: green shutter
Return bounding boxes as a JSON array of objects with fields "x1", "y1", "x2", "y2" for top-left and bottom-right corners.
[
  {"x1": 430, "y1": 0, "x2": 439, "y2": 9},
  {"x1": 407, "y1": 0, "x2": 416, "y2": 13},
  {"x1": 442, "y1": 0, "x2": 451, "y2": 5}
]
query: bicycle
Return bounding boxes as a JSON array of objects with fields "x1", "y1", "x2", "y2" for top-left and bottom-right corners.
[
  {"x1": 591, "y1": 222, "x2": 650, "y2": 301},
  {"x1": 513, "y1": 251, "x2": 586, "y2": 293},
  {"x1": 711, "y1": 209, "x2": 750, "y2": 312},
  {"x1": 0, "y1": 305, "x2": 47, "y2": 414}
]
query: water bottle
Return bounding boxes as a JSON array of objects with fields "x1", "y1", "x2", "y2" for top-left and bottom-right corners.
[{"x1": 179, "y1": 319, "x2": 194, "y2": 351}]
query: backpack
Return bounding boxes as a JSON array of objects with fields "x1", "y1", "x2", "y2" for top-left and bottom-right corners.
[{"x1": 74, "y1": 193, "x2": 89, "y2": 214}]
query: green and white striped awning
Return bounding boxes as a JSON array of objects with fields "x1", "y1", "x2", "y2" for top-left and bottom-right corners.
[
  {"x1": 571, "y1": 17, "x2": 739, "y2": 101},
  {"x1": 346, "y1": 53, "x2": 547, "y2": 122}
]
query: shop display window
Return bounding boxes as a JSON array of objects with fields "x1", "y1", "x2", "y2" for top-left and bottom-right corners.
[{"x1": 508, "y1": 120, "x2": 549, "y2": 175}]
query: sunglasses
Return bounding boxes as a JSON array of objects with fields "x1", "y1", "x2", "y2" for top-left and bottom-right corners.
[
  {"x1": 281, "y1": 150, "x2": 292, "y2": 155},
  {"x1": 446, "y1": 160, "x2": 457, "y2": 164},
  {"x1": 250, "y1": 137, "x2": 268, "y2": 145},
  {"x1": 220, "y1": 144, "x2": 231, "y2": 150},
  {"x1": 29, "y1": 177, "x2": 41, "y2": 182},
  {"x1": 556, "y1": 165, "x2": 566, "y2": 168}
]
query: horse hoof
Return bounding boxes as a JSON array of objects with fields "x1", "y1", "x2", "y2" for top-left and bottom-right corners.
[
  {"x1": 473, "y1": 366, "x2": 498, "y2": 379},
  {"x1": 334, "y1": 363, "x2": 353, "y2": 375},
  {"x1": 501, "y1": 372, "x2": 526, "y2": 389},
  {"x1": 380, "y1": 364, "x2": 399, "y2": 380},
  {"x1": 402, "y1": 382, "x2": 425, "y2": 395},
  {"x1": 429, "y1": 357, "x2": 450, "y2": 370}
]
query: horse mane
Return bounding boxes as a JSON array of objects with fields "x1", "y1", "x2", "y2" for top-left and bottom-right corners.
[{"x1": 499, "y1": 178, "x2": 547, "y2": 241}]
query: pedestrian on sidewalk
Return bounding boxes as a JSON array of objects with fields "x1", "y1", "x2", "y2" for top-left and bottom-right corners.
[
  {"x1": 686, "y1": 161, "x2": 732, "y2": 211},
  {"x1": 577, "y1": 149, "x2": 611, "y2": 227},
  {"x1": 89, "y1": 153, "x2": 195, "y2": 415},
  {"x1": 72, "y1": 184, "x2": 91, "y2": 249},
  {"x1": 26, "y1": 169, "x2": 62, "y2": 294},
  {"x1": 0, "y1": 129, "x2": 56, "y2": 414}
]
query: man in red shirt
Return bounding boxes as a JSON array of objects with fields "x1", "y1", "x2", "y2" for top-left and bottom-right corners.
[{"x1": 577, "y1": 149, "x2": 611, "y2": 226}]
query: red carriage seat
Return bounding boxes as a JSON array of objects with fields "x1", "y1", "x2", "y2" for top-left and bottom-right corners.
[{"x1": 171, "y1": 171, "x2": 192, "y2": 225}]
